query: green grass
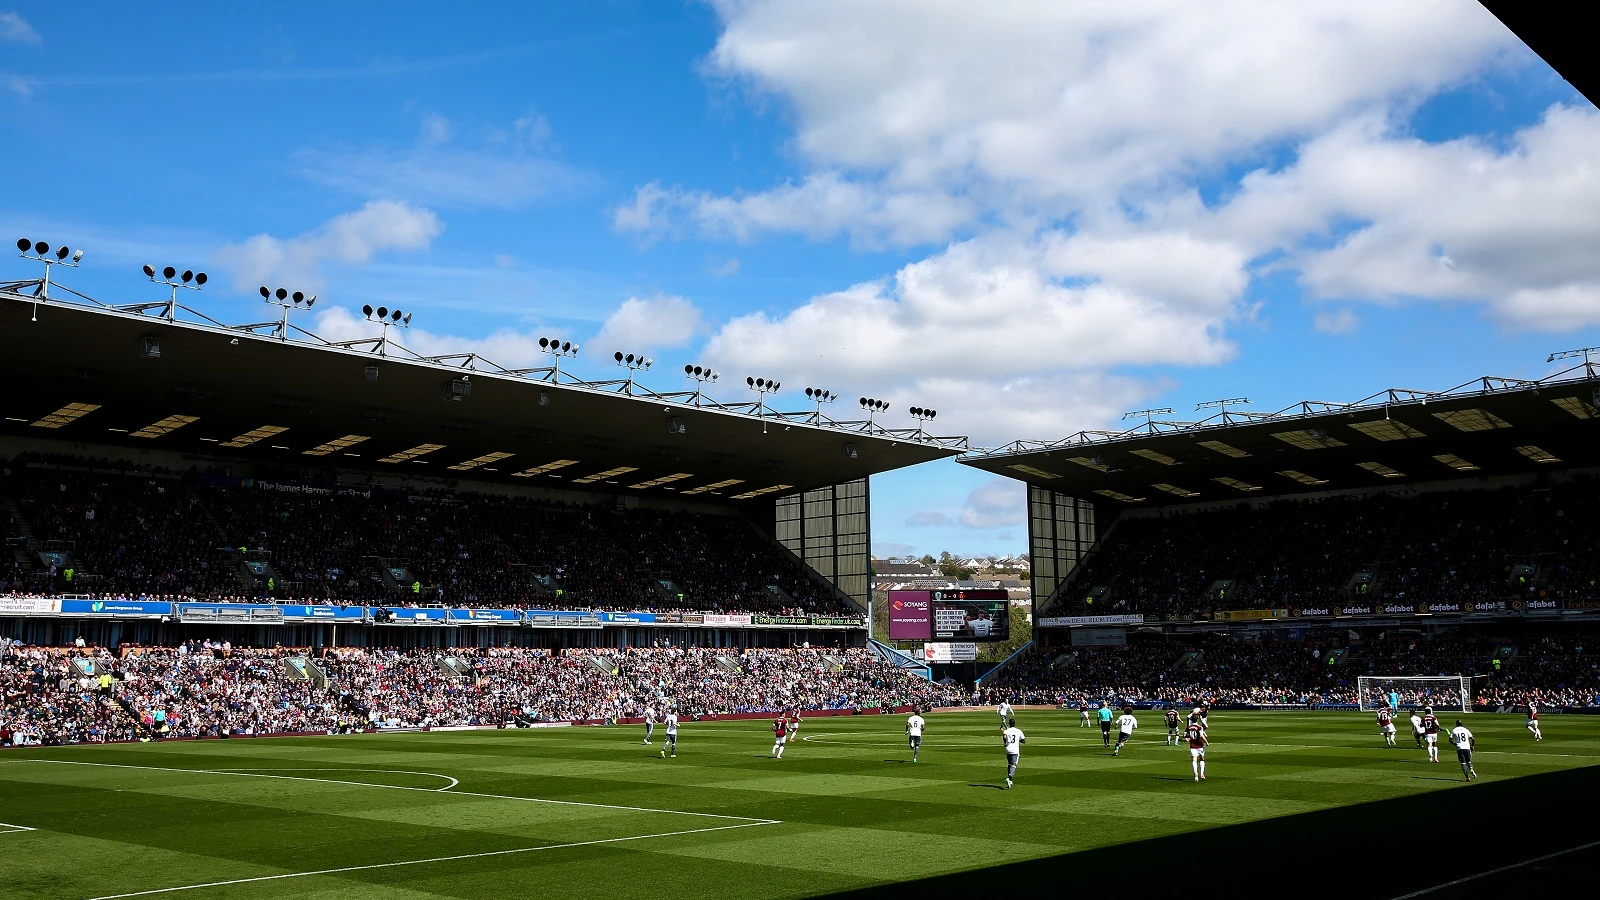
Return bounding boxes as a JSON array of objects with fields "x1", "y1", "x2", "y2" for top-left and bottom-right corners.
[{"x1": 2, "y1": 710, "x2": 1598, "y2": 899}]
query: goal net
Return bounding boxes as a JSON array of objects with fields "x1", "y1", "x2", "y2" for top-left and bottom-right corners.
[{"x1": 1357, "y1": 676, "x2": 1472, "y2": 713}]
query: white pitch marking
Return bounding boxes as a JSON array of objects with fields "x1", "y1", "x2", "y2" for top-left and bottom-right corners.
[
  {"x1": 1389, "y1": 838, "x2": 1600, "y2": 899},
  {"x1": 84, "y1": 821, "x2": 774, "y2": 899},
  {"x1": 0, "y1": 821, "x2": 38, "y2": 834},
  {"x1": 206, "y1": 768, "x2": 460, "y2": 791},
  {"x1": 8, "y1": 759, "x2": 778, "y2": 824}
]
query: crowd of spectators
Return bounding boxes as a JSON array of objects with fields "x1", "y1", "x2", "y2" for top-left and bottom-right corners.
[
  {"x1": 981, "y1": 631, "x2": 1600, "y2": 710},
  {"x1": 1052, "y1": 478, "x2": 1600, "y2": 620},
  {"x1": 1, "y1": 640, "x2": 960, "y2": 746},
  {"x1": 1, "y1": 456, "x2": 857, "y2": 617}
]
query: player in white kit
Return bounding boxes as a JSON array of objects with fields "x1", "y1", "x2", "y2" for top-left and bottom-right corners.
[
  {"x1": 1409, "y1": 710, "x2": 1425, "y2": 748},
  {"x1": 997, "y1": 699, "x2": 1014, "y2": 728},
  {"x1": 906, "y1": 710, "x2": 926, "y2": 763},
  {"x1": 659, "y1": 711, "x2": 678, "y2": 758},
  {"x1": 1001, "y1": 718, "x2": 1025, "y2": 789},
  {"x1": 643, "y1": 707, "x2": 655, "y2": 745},
  {"x1": 1111, "y1": 707, "x2": 1138, "y2": 756},
  {"x1": 1449, "y1": 719, "x2": 1477, "y2": 781}
]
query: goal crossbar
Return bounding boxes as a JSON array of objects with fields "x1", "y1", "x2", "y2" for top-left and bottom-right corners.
[{"x1": 1357, "y1": 675, "x2": 1472, "y2": 713}]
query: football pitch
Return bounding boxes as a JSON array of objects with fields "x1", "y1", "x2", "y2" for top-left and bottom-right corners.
[{"x1": 3, "y1": 710, "x2": 1599, "y2": 900}]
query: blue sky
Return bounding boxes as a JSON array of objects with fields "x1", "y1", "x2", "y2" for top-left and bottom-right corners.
[{"x1": 3, "y1": 2, "x2": 1597, "y2": 561}]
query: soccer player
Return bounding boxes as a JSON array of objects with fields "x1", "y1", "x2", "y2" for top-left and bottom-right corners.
[
  {"x1": 1376, "y1": 705, "x2": 1396, "y2": 747},
  {"x1": 643, "y1": 707, "x2": 655, "y2": 745},
  {"x1": 1111, "y1": 707, "x2": 1138, "y2": 755},
  {"x1": 1079, "y1": 702, "x2": 1091, "y2": 728},
  {"x1": 1002, "y1": 718, "x2": 1025, "y2": 789},
  {"x1": 1527, "y1": 703, "x2": 1543, "y2": 742},
  {"x1": 998, "y1": 698, "x2": 1014, "y2": 728},
  {"x1": 659, "y1": 710, "x2": 678, "y2": 758},
  {"x1": 1164, "y1": 707, "x2": 1180, "y2": 745},
  {"x1": 1388, "y1": 689, "x2": 1401, "y2": 714},
  {"x1": 771, "y1": 714, "x2": 789, "y2": 759},
  {"x1": 1186, "y1": 718, "x2": 1208, "y2": 781},
  {"x1": 1097, "y1": 702, "x2": 1114, "y2": 747},
  {"x1": 1449, "y1": 719, "x2": 1477, "y2": 781},
  {"x1": 906, "y1": 709, "x2": 926, "y2": 763},
  {"x1": 1188, "y1": 704, "x2": 1209, "y2": 736},
  {"x1": 1420, "y1": 707, "x2": 1441, "y2": 763},
  {"x1": 789, "y1": 710, "x2": 802, "y2": 747},
  {"x1": 1409, "y1": 709, "x2": 1425, "y2": 748}
]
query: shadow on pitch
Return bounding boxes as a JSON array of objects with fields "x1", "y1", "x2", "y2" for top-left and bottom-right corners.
[{"x1": 968, "y1": 783, "x2": 1007, "y2": 790}]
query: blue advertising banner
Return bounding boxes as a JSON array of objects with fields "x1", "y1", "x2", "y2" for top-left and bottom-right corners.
[
  {"x1": 60, "y1": 599, "x2": 173, "y2": 617},
  {"x1": 599, "y1": 611, "x2": 656, "y2": 624},
  {"x1": 278, "y1": 605, "x2": 367, "y2": 621},
  {"x1": 449, "y1": 608, "x2": 524, "y2": 623}
]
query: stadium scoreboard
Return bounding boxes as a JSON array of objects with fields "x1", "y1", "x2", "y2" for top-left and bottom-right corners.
[{"x1": 888, "y1": 589, "x2": 1010, "y2": 641}]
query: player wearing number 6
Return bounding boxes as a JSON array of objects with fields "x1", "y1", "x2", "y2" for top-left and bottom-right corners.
[{"x1": 906, "y1": 710, "x2": 926, "y2": 763}]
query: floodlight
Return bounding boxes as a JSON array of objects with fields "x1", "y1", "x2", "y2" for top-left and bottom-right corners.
[
  {"x1": 33, "y1": 241, "x2": 47, "y2": 254},
  {"x1": 144, "y1": 264, "x2": 156, "y2": 277},
  {"x1": 71, "y1": 250, "x2": 83, "y2": 263},
  {"x1": 376, "y1": 306, "x2": 388, "y2": 318},
  {"x1": 291, "y1": 291, "x2": 304, "y2": 304},
  {"x1": 748, "y1": 377, "x2": 756, "y2": 386},
  {"x1": 164, "y1": 266, "x2": 176, "y2": 279},
  {"x1": 400, "y1": 312, "x2": 407, "y2": 323},
  {"x1": 55, "y1": 246, "x2": 70, "y2": 260},
  {"x1": 264, "y1": 287, "x2": 273, "y2": 298},
  {"x1": 363, "y1": 304, "x2": 374, "y2": 316},
  {"x1": 616, "y1": 352, "x2": 625, "y2": 362},
  {"x1": 16, "y1": 238, "x2": 28, "y2": 251},
  {"x1": 180, "y1": 270, "x2": 193, "y2": 283},
  {"x1": 277, "y1": 288, "x2": 289, "y2": 301},
  {"x1": 540, "y1": 338, "x2": 551, "y2": 349},
  {"x1": 391, "y1": 309, "x2": 402, "y2": 322},
  {"x1": 193, "y1": 272, "x2": 206, "y2": 285}
]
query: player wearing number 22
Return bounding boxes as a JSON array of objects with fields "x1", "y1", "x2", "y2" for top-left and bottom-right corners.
[{"x1": 1001, "y1": 719, "x2": 1025, "y2": 789}]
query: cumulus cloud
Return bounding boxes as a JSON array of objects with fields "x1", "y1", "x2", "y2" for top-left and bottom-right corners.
[
  {"x1": 958, "y1": 478, "x2": 1026, "y2": 529},
  {"x1": 214, "y1": 200, "x2": 442, "y2": 292},
  {"x1": 594, "y1": 294, "x2": 704, "y2": 351},
  {"x1": 905, "y1": 511, "x2": 951, "y2": 527},
  {"x1": 1, "y1": 11, "x2": 40, "y2": 44},
  {"x1": 310, "y1": 305, "x2": 550, "y2": 367}
]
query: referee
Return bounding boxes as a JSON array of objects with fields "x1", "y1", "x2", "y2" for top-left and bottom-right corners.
[{"x1": 1097, "y1": 701, "x2": 1113, "y2": 747}]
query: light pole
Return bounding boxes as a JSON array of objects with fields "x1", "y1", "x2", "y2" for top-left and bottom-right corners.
[
  {"x1": 259, "y1": 286, "x2": 313, "y2": 340},
  {"x1": 15, "y1": 237, "x2": 83, "y2": 321},
  {"x1": 804, "y1": 387, "x2": 837, "y2": 423},
  {"x1": 1196, "y1": 397, "x2": 1251, "y2": 424},
  {"x1": 747, "y1": 376, "x2": 781, "y2": 433},
  {"x1": 613, "y1": 351, "x2": 652, "y2": 395},
  {"x1": 859, "y1": 396, "x2": 890, "y2": 424},
  {"x1": 1122, "y1": 407, "x2": 1174, "y2": 433},
  {"x1": 140, "y1": 265, "x2": 208, "y2": 323},
  {"x1": 684, "y1": 364, "x2": 719, "y2": 407},
  {"x1": 1549, "y1": 346, "x2": 1600, "y2": 376},
  {"x1": 361, "y1": 304, "x2": 412, "y2": 357},
  {"x1": 909, "y1": 405, "x2": 938, "y2": 438},
  {"x1": 538, "y1": 337, "x2": 579, "y2": 379}
]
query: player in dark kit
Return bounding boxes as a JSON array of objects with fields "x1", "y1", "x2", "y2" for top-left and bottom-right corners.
[
  {"x1": 1421, "y1": 707, "x2": 1441, "y2": 763},
  {"x1": 1165, "y1": 707, "x2": 1181, "y2": 745},
  {"x1": 771, "y1": 715, "x2": 789, "y2": 759},
  {"x1": 1186, "y1": 720, "x2": 1208, "y2": 781}
]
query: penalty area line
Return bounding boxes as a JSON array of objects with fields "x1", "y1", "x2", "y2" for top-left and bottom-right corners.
[
  {"x1": 1389, "y1": 837, "x2": 1600, "y2": 899},
  {"x1": 84, "y1": 821, "x2": 776, "y2": 899}
]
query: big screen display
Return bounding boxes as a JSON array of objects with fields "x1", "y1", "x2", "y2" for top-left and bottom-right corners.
[
  {"x1": 930, "y1": 589, "x2": 1010, "y2": 642},
  {"x1": 887, "y1": 590, "x2": 933, "y2": 640}
]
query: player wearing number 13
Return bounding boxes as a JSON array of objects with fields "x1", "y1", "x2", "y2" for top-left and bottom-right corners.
[
  {"x1": 1002, "y1": 719, "x2": 1025, "y2": 789},
  {"x1": 1376, "y1": 706, "x2": 1396, "y2": 747}
]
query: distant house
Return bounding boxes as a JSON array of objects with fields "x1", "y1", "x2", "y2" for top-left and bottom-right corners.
[{"x1": 872, "y1": 561, "x2": 939, "y2": 579}]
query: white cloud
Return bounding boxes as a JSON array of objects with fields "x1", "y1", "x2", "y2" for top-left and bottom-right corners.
[
  {"x1": 214, "y1": 200, "x2": 442, "y2": 292},
  {"x1": 1, "y1": 11, "x2": 40, "y2": 44},
  {"x1": 905, "y1": 511, "x2": 951, "y2": 527},
  {"x1": 594, "y1": 294, "x2": 704, "y2": 352},
  {"x1": 1313, "y1": 307, "x2": 1360, "y2": 335},
  {"x1": 310, "y1": 305, "x2": 550, "y2": 368},
  {"x1": 300, "y1": 113, "x2": 587, "y2": 210},
  {"x1": 958, "y1": 477, "x2": 1025, "y2": 529}
]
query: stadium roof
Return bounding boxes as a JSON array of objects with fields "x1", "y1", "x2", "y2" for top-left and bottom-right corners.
[
  {"x1": 1480, "y1": 2, "x2": 1600, "y2": 109},
  {"x1": 961, "y1": 365, "x2": 1600, "y2": 507},
  {"x1": 0, "y1": 278, "x2": 963, "y2": 501}
]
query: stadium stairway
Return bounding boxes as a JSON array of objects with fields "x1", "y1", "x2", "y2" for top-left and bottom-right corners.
[
  {"x1": 438, "y1": 656, "x2": 472, "y2": 679},
  {"x1": 868, "y1": 639, "x2": 931, "y2": 681},
  {"x1": 282, "y1": 657, "x2": 312, "y2": 682},
  {"x1": 974, "y1": 640, "x2": 1034, "y2": 689},
  {"x1": 713, "y1": 654, "x2": 743, "y2": 675},
  {"x1": 582, "y1": 655, "x2": 619, "y2": 676}
]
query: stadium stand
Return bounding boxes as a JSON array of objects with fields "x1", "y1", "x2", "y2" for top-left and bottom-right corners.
[
  {"x1": 0, "y1": 641, "x2": 963, "y2": 745},
  {"x1": 1, "y1": 455, "x2": 857, "y2": 617},
  {"x1": 1051, "y1": 476, "x2": 1600, "y2": 620}
]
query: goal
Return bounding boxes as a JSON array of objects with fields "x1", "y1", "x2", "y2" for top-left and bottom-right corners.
[{"x1": 1357, "y1": 676, "x2": 1472, "y2": 713}]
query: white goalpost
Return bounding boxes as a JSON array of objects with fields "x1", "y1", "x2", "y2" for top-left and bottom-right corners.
[{"x1": 1357, "y1": 675, "x2": 1473, "y2": 713}]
